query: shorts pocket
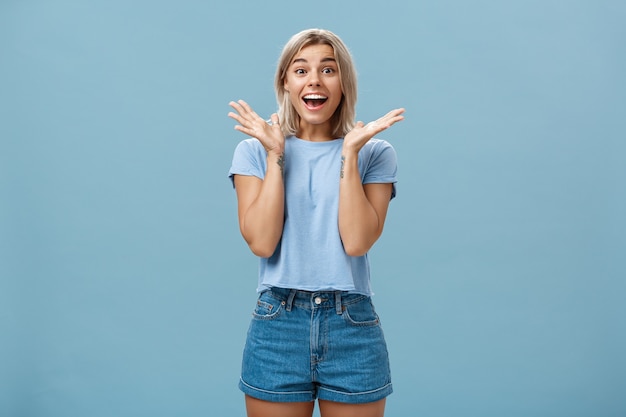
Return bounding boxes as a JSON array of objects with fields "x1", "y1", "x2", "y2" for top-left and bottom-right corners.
[
  {"x1": 343, "y1": 297, "x2": 380, "y2": 327},
  {"x1": 252, "y1": 292, "x2": 283, "y2": 320}
]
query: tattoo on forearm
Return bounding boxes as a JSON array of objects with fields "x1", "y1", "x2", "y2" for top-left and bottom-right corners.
[
  {"x1": 277, "y1": 152, "x2": 285, "y2": 174},
  {"x1": 340, "y1": 155, "x2": 345, "y2": 179}
]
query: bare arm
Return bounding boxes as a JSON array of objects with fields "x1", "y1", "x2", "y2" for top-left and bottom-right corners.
[
  {"x1": 338, "y1": 108, "x2": 404, "y2": 256},
  {"x1": 229, "y1": 100, "x2": 285, "y2": 257},
  {"x1": 233, "y1": 156, "x2": 284, "y2": 257}
]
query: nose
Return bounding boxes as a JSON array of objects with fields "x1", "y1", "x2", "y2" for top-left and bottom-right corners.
[{"x1": 307, "y1": 73, "x2": 321, "y2": 87}]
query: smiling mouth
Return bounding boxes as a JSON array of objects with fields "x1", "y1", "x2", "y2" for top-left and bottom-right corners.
[{"x1": 303, "y1": 94, "x2": 328, "y2": 108}]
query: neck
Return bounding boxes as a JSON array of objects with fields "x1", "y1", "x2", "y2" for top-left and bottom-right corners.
[{"x1": 296, "y1": 121, "x2": 335, "y2": 142}]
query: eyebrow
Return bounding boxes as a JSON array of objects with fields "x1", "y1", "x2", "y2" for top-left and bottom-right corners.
[{"x1": 291, "y1": 57, "x2": 337, "y2": 65}]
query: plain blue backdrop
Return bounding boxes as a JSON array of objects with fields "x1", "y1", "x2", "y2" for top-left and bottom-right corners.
[{"x1": 1, "y1": 1, "x2": 625, "y2": 416}]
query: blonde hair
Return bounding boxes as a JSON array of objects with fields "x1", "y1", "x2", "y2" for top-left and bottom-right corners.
[{"x1": 274, "y1": 29, "x2": 357, "y2": 139}]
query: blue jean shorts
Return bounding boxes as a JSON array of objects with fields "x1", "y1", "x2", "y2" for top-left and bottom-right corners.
[{"x1": 239, "y1": 287, "x2": 392, "y2": 404}]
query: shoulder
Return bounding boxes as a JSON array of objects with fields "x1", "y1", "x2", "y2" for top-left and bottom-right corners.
[
  {"x1": 232, "y1": 138, "x2": 267, "y2": 162},
  {"x1": 234, "y1": 138, "x2": 264, "y2": 153},
  {"x1": 230, "y1": 138, "x2": 267, "y2": 176},
  {"x1": 360, "y1": 138, "x2": 397, "y2": 161},
  {"x1": 362, "y1": 138, "x2": 395, "y2": 154}
]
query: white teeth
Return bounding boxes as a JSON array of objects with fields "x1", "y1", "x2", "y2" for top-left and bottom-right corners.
[{"x1": 303, "y1": 94, "x2": 327, "y2": 100}]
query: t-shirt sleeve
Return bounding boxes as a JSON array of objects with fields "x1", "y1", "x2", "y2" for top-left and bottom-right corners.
[
  {"x1": 228, "y1": 139, "x2": 267, "y2": 188},
  {"x1": 361, "y1": 139, "x2": 398, "y2": 199}
]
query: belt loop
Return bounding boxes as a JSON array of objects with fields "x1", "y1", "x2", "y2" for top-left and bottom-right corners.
[
  {"x1": 335, "y1": 291, "x2": 343, "y2": 315},
  {"x1": 286, "y1": 289, "x2": 297, "y2": 312}
]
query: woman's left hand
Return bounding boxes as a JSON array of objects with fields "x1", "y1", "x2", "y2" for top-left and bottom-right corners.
[{"x1": 343, "y1": 108, "x2": 405, "y2": 153}]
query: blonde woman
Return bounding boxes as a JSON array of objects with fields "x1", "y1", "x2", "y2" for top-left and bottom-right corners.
[{"x1": 228, "y1": 28, "x2": 404, "y2": 417}]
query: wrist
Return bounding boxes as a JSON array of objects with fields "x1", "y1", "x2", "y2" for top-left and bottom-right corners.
[
  {"x1": 266, "y1": 149, "x2": 285, "y2": 173},
  {"x1": 341, "y1": 146, "x2": 359, "y2": 159},
  {"x1": 265, "y1": 144, "x2": 285, "y2": 157}
]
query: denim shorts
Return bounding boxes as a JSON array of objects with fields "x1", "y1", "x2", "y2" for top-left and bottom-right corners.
[{"x1": 239, "y1": 287, "x2": 392, "y2": 404}]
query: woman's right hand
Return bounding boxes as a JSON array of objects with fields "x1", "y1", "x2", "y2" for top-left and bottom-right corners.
[
  {"x1": 229, "y1": 100, "x2": 286, "y2": 258},
  {"x1": 228, "y1": 100, "x2": 284, "y2": 155}
]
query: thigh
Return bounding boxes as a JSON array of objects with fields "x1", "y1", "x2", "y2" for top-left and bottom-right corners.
[
  {"x1": 319, "y1": 398, "x2": 386, "y2": 417},
  {"x1": 245, "y1": 395, "x2": 314, "y2": 417}
]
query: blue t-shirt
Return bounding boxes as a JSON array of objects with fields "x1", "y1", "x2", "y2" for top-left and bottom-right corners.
[{"x1": 228, "y1": 135, "x2": 397, "y2": 296}]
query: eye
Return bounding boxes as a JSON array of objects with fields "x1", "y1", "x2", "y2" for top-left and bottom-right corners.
[
  {"x1": 322, "y1": 67, "x2": 335, "y2": 74},
  {"x1": 295, "y1": 68, "x2": 306, "y2": 75}
]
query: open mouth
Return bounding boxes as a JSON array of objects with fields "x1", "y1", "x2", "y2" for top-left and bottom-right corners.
[{"x1": 303, "y1": 94, "x2": 328, "y2": 108}]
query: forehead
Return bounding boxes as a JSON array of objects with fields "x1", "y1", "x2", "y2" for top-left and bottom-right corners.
[{"x1": 292, "y1": 43, "x2": 335, "y2": 62}]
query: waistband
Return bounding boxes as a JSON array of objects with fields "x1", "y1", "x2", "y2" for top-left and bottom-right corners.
[{"x1": 263, "y1": 287, "x2": 370, "y2": 315}]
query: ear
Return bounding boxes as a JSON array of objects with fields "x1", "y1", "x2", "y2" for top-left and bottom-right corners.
[{"x1": 283, "y1": 79, "x2": 289, "y2": 92}]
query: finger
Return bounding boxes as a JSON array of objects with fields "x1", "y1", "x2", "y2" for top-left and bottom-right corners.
[
  {"x1": 229, "y1": 100, "x2": 245, "y2": 114},
  {"x1": 386, "y1": 108, "x2": 405, "y2": 116},
  {"x1": 234, "y1": 125, "x2": 254, "y2": 136},
  {"x1": 229, "y1": 100, "x2": 256, "y2": 120},
  {"x1": 228, "y1": 111, "x2": 247, "y2": 126},
  {"x1": 237, "y1": 99, "x2": 252, "y2": 111},
  {"x1": 366, "y1": 116, "x2": 403, "y2": 135},
  {"x1": 233, "y1": 121, "x2": 263, "y2": 137},
  {"x1": 238, "y1": 100, "x2": 261, "y2": 120},
  {"x1": 229, "y1": 101, "x2": 262, "y2": 128},
  {"x1": 228, "y1": 101, "x2": 246, "y2": 121},
  {"x1": 379, "y1": 108, "x2": 405, "y2": 121},
  {"x1": 385, "y1": 114, "x2": 405, "y2": 126},
  {"x1": 377, "y1": 109, "x2": 405, "y2": 127}
]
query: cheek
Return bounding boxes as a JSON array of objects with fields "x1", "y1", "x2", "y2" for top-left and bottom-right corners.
[
  {"x1": 331, "y1": 80, "x2": 344, "y2": 97},
  {"x1": 288, "y1": 90, "x2": 300, "y2": 106},
  {"x1": 330, "y1": 84, "x2": 344, "y2": 105}
]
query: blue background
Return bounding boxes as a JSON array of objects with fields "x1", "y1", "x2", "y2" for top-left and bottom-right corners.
[{"x1": 1, "y1": 1, "x2": 625, "y2": 416}]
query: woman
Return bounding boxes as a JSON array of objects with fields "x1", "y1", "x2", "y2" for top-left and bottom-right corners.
[{"x1": 228, "y1": 28, "x2": 404, "y2": 417}]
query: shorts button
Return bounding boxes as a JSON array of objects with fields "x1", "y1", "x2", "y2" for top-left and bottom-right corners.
[{"x1": 314, "y1": 297, "x2": 322, "y2": 305}]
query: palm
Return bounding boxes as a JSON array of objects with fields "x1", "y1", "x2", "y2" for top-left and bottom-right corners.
[
  {"x1": 228, "y1": 100, "x2": 284, "y2": 153},
  {"x1": 344, "y1": 108, "x2": 405, "y2": 152}
]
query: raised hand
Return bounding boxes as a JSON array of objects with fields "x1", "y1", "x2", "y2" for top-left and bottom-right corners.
[
  {"x1": 343, "y1": 108, "x2": 405, "y2": 153},
  {"x1": 228, "y1": 100, "x2": 285, "y2": 155}
]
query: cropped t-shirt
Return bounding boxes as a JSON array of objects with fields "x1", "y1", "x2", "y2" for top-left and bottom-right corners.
[{"x1": 228, "y1": 135, "x2": 397, "y2": 296}]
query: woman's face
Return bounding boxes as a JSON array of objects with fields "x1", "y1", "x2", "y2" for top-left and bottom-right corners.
[{"x1": 283, "y1": 43, "x2": 343, "y2": 135}]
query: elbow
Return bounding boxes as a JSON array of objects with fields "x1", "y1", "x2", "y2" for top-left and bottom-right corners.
[
  {"x1": 251, "y1": 247, "x2": 275, "y2": 258},
  {"x1": 341, "y1": 229, "x2": 383, "y2": 257},
  {"x1": 342, "y1": 241, "x2": 371, "y2": 257},
  {"x1": 240, "y1": 226, "x2": 281, "y2": 258},
  {"x1": 248, "y1": 240, "x2": 278, "y2": 258}
]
